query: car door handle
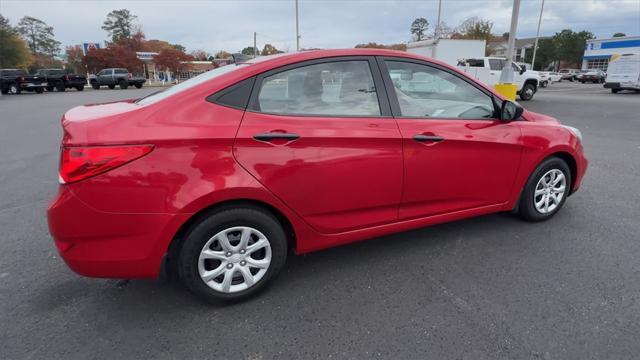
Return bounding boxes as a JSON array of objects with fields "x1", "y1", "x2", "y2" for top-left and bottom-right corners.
[
  {"x1": 253, "y1": 133, "x2": 300, "y2": 141},
  {"x1": 413, "y1": 134, "x2": 444, "y2": 142}
]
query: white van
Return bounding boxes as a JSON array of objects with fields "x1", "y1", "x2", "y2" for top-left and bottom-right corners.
[{"x1": 604, "y1": 54, "x2": 640, "y2": 93}]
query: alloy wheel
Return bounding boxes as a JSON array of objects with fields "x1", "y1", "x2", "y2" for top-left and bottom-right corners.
[
  {"x1": 533, "y1": 169, "x2": 566, "y2": 214},
  {"x1": 198, "y1": 226, "x2": 272, "y2": 293}
]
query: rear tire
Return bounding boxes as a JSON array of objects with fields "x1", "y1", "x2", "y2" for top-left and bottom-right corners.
[
  {"x1": 518, "y1": 157, "x2": 571, "y2": 222},
  {"x1": 46, "y1": 86, "x2": 54, "y2": 92},
  {"x1": 35, "y1": 87, "x2": 44, "y2": 94},
  {"x1": 178, "y1": 207, "x2": 288, "y2": 304},
  {"x1": 611, "y1": 89, "x2": 619, "y2": 94},
  {"x1": 9, "y1": 84, "x2": 20, "y2": 94},
  {"x1": 76, "y1": 85, "x2": 84, "y2": 91}
]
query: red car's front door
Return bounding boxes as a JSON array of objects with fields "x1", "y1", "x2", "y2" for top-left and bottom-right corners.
[
  {"x1": 378, "y1": 58, "x2": 522, "y2": 219},
  {"x1": 234, "y1": 58, "x2": 403, "y2": 233}
]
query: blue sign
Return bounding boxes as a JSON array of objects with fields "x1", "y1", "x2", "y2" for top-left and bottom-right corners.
[{"x1": 82, "y1": 42, "x2": 100, "y2": 54}]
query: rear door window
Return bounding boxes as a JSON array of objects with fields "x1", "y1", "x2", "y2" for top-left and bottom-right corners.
[{"x1": 256, "y1": 60, "x2": 381, "y2": 116}]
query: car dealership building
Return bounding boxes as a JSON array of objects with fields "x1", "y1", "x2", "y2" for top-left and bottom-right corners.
[{"x1": 582, "y1": 35, "x2": 640, "y2": 71}]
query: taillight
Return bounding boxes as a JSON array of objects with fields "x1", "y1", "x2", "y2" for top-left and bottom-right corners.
[
  {"x1": 59, "y1": 145, "x2": 154, "y2": 184},
  {"x1": 128, "y1": 73, "x2": 132, "y2": 79},
  {"x1": 17, "y1": 76, "x2": 24, "y2": 83},
  {"x1": 64, "y1": 74, "x2": 69, "y2": 81}
]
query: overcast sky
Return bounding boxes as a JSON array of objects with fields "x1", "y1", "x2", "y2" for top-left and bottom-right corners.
[{"x1": 2, "y1": 0, "x2": 639, "y2": 54}]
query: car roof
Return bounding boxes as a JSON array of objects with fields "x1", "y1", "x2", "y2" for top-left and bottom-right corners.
[{"x1": 176, "y1": 48, "x2": 502, "y2": 104}]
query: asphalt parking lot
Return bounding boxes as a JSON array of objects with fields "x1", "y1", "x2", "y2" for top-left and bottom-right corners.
[{"x1": 1, "y1": 82, "x2": 639, "y2": 359}]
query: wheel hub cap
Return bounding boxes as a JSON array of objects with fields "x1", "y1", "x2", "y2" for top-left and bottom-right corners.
[
  {"x1": 533, "y1": 169, "x2": 567, "y2": 214},
  {"x1": 198, "y1": 226, "x2": 272, "y2": 293}
]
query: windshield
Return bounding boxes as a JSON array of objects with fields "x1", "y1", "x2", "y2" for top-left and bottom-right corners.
[{"x1": 136, "y1": 64, "x2": 243, "y2": 105}]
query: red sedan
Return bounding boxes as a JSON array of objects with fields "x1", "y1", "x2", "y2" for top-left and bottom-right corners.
[{"x1": 47, "y1": 49, "x2": 587, "y2": 303}]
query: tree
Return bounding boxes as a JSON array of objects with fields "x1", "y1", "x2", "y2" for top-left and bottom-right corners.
[
  {"x1": 82, "y1": 45, "x2": 143, "y2": 73},
  {"x1": 553, "y1": 29, "x2": 595, "y2": 68},
  {"x1": 456, "y1": 17, "x2": 494, "y2": 42},
  {"x1": 613, "y1": 32, "x2": 626, "y2": 37},
  {"x1": 214, "y1": 50, "x2": 232, "y2": 59},
  {"x1": 241, "y1": 46, "x2": 257, "y2": 56},
  {"x1": 102, "y1": 9, "x2": 137, "y2": 42},
  {"x1": 153, "y1": 48, "x2": 193, "y2": 78},
  {"x1": 410, "y1": 18, "x2": 429, "y2": 41},
  {"x1": 354, "y1": 42, "x2": 407, "y2": 51},
  {"x1": 172, "y1": 44, "x2": 186, "y2": 52},
  {"x1": 0, "y1": 15, "x2": 32, "y2": 68},
  {"x1": 16, "y1": 16, "x2": 60, "y2": 55},
  {"x1": 143, "y1": 39, "x2": 174, "y2": 52},
  {"x1": 524, "y1": 38, "x2": 556, "y2": 70},
  {"x1": 261, "y1": 44, "x2": 281, "y2": 55},
  {"x1": 434, "y1": 21, "x2": 453, "y2": 39},
  {"x1": 190, "y1": 49, "x2": 209, "y2": 61},
  {"x1": 65, "y1": 45, "x2": 85, "y2": 73}
]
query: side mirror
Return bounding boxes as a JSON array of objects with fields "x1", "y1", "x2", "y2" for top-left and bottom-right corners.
[
  {"x1": 519, "y1": 66, "x2": 526, "y2": 75},
  {"x1": 501, "y1": 100, "x2": 523, "y2": 121}
]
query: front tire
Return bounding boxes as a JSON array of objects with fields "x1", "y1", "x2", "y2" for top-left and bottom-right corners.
[
  {"x1": 76, "y1": 85, "x2": 84, "y2": 91},
  {"x1": 35, "y1": 87, "x2": 44, "y2": 93},
  {"x1": 518, "y1": 157, "x2": 571, "y2": 222},
  {"x1": 519, "y1": 83, "x2": 536, "y2": 101},
  {"x1": 178, "y1": 207, "x2": 288, "y2": 303},
  {"x1": 134, "y1": 83, "x2": 142, "y2": 89}
]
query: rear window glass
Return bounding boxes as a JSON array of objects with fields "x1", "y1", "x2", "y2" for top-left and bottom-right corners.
[{"x1": 136, "y1": 65, "x2": 243, "y2": 105}]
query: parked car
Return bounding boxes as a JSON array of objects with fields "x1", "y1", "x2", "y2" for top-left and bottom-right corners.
[
  {"x1": 578, "y1": 70, "x2": 606, "y2": 83},
  {"x1": 457, "y1": 57, "x2": 541, "y2": 100},
  {"x1": 0, "y1": 69, "x2": 46, "y2": 94},
  {"x1": 558, "y1": 68, "x2": 580, "y2": 81},
  {"x1": 604, "y1": 54, "x2": 640, "y2": 93},
  {"x1": 34, "y1": 68, "x2": 87, "y2": 92},
  {"x1": 539, "y1": 71, "x2": 562, "y2": 87},
  {"x1": 47, "y1": 49, "x2": 588, "y2": 303},
  {"x1": 89, "y1": 68, "x2": 145, "y2": 89}
]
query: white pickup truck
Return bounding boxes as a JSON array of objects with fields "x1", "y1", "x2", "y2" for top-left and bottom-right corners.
[{"x1": 457, "y1": 57, "x2": 541, "y2": 101}]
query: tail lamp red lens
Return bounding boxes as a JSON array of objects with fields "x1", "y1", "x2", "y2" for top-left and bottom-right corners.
[{"x1": 59, "y1": 145, "x2": 153, "y2": 184}]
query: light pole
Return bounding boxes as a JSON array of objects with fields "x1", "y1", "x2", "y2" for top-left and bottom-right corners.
[
  {"x1": 295, "y1": 0, "x2": 300, "y2": 51},
  {"x1": 435, "y1": 0, "x2": 442, "y2": 39},
  {"x1": 531, "y1": 0, "x2": 545, "y2": 70},
  {"x1": 500, "y1": 0, "x2": 521, "y2": 83},
  {"x1": 496, "y1": 0, "x2": 522, "y2": 100}
]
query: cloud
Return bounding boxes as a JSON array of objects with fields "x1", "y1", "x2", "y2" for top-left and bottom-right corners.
[{"x1": 1, "y1": 0, "x2": 639, "y2": 54}]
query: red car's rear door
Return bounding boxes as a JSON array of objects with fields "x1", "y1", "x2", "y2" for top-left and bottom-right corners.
[
  {"x1": 378, "y1": 57, "x2": 522, "y2": 219},
  {"x1": 234, "y1": 57, "x2": 403, "y2": 234}
]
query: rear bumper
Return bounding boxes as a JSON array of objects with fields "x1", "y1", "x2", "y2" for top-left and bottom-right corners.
[
  {"x1": 65, "y1": 79, "x2": 86, "y2": 87},
  {"x1": 19, "y1": 83, "x2": 46, "y2": 90},
  {"x1": 47, "y1": 186, "x2": 187, "y2": 279}
]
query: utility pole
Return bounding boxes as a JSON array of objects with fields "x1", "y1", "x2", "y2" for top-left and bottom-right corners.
[
  {"x1": 435, "y1": 0, "x2": 442, "y2": 39},
  {"x1": 531, "y1": 0, "x2": 545, "y2": 70},
  {"x1": 499, "y1": 0, "x2": 521, "y2": 84},
  {"x1": 295, "y1": 0, "x2": 300, "y2": 51},
  {"x1": 254, "y1": 31, "x2": 257, "y2": 58}
]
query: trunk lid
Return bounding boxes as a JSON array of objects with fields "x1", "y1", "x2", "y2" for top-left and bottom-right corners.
[{"x1": 61, "y1": 100, "x2": 148, "y2": 145}]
